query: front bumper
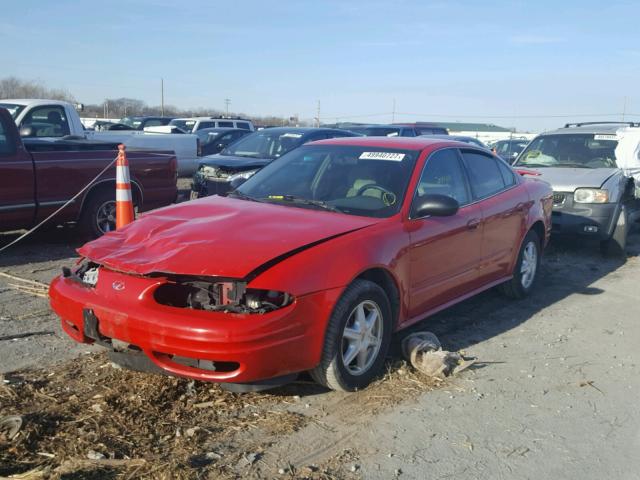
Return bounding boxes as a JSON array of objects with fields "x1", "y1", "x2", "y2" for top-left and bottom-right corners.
[
  {"x1": 550, "y1": 192, "x2": 618, "y2": 239},
  {"x1": 191, "y1": 172, "x2": 232, "y2": 198},
  {"x1": 49, "y1": 268, "x2": 341, "y2": 383}
]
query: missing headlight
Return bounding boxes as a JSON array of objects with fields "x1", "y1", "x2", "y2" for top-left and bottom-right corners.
[
  {"x1": 154, "y1": 279, "x2": 293, "y2": 314},
  {"x1": 63, "y1": 259, "x2": 101, "y2": 288}
]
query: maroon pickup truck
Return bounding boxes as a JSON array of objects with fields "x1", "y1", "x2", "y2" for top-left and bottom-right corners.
[{"x1": 0, "y1": 108, "x2": 177, "y2": 238}]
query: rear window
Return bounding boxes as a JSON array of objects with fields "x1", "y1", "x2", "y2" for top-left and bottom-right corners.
[
  {"x1": 0, "y1": 118, "x2": 16, "y2": 155},
  {"x1": 415, "y1": 127, "x2": 448, "y2": 135}
]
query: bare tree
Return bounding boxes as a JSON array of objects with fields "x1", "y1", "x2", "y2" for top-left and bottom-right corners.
[{"x1": 0, "y1": 76, "x2": 75, "y2": 101}]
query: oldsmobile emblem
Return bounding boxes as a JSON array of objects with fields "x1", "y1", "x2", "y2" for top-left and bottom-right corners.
[{"x1": 112, "y1": 281, "x2": 125, "y2": 291}]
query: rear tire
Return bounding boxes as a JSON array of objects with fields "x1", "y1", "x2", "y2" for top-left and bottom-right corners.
[
  {"x1": 600, "y1": 205, "x2": 628, "y2": 257},
  {"x1": 80, "y1": 189, "x2": 137, "y2": 239},
  {"x1": 500, "y1": 230, "x2": 541, "y2": 299},
  {"x1": 310, "y1": 279, "x2": 392, "y2": 392}
]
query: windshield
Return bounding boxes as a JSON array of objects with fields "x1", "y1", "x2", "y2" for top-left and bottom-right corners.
[
  {"x1": 222, "y1": 130, "x2": 304, "y2": 159},
  {"x1": 169, "y1": 119, "x2": 196, "y2": 132},
  {"x1": 515, "y1": 134, "x2": 618, "y2": 169},
  {"x1": 237, "y1": 145, "x2": 419, "y2": 218},
  {"x1": 0, "y1": 103, "x2": 26, "y2": 119},
  {"x1": 119, "y1": 117, "x2": 142, "y2": 128}
]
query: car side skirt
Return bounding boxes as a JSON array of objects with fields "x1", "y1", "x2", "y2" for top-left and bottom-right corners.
[{"x1": 399, "y1": 275, "x2": 512, "y2": 330}]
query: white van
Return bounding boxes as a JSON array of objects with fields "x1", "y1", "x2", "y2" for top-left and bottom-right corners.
[{"x1": 169, "y1": 117, "x2": 255, "y2": 133}]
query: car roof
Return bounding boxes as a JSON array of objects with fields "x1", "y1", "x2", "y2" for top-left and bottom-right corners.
[
  {"x1": 197, "y1": 127, "x2": 244, "y2": 133},
  {"x1": 310, "y1": 136, "x2": 474, "y2": 150},
  {"x1": 0, "y1": 99, "x2": 72, "y2": 107},
  {"x1": 542, "y1": 123, "x2": 633, "y2": 135},
  {"x1": 349, "y1": 124, "x2": 403, "y2": 129},
  {"x1": 253, "y1": 127, "x2": 349, "y2": 135}
]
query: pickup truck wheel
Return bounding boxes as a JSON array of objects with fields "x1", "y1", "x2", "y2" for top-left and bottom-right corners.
[
  {"x1": 81, "y1": 189, "x2": 137, "y2": 239},
  {"x1": 500, "y1": 230, "x2": 541, "y2": 299},
  {"x1": 310, "y1": 279, "x2": 392, "y2": 392},
  {"x1": 600, "y1": 205, "x2": 628, "y2": 257}
]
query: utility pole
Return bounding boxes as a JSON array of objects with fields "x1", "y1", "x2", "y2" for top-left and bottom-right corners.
[
  {"x1": 315, "y1": 100, "x2": 321, "y2": 127},
  {"x1": 161, "y1": 78, "x2": 165, "y2": 116},
  {"x1": 392, "y1": 98, "x2": 396, "y2": 123},
  {"x1": 622, "y1": 96, "x2": 628, "y2": 121},
  {"x1": 224, "y1": 98, "x2": 231, "y2": 116}
]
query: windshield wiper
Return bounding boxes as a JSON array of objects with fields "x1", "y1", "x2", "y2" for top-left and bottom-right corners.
[
  {"x1": 228, "y1": 191, "x2": 264, "y2": 203},
  {"x1": 517, "y1": 163, "x2": 550, "y2": 168},
  {"x1": 262, "y1": 195, "x2": 341, "y2": 212},
  {"x1": 555, "y1": 163, "x2": 593, "y2": 169}
]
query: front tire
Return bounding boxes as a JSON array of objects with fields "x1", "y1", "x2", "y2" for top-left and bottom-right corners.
[
  {"x1": 310, "y1": 280, "x2": 392, "y2": 392},
  {"x1": 500, "y1": 229, "x2": 541, "y2": 299}
]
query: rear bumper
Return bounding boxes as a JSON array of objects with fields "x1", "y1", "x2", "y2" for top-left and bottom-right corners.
[{"x1": 49, "y1": 269, "x2": 341, "y2": 383}]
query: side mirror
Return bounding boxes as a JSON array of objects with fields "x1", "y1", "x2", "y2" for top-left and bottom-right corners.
[
  {"x1": 412, "y1": 194, "x2": 459, "y2": 218},
  {"x1": 229, "y1": 177, "x2": 248, "y2": 190},
  {"x1": 19, "y1": 126, "x2": 34, "y2": 137}
]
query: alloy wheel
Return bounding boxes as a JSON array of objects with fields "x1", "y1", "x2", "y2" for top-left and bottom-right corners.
[
  {"x1": 95, "y1": 200, "x2": 116, "y2": 234},
  {"x1": 520, "y1": 241, "x2": 538, "y2": 289},
  {"x1": 341, "y1": 300, "x2": 383, "y2": 375}
]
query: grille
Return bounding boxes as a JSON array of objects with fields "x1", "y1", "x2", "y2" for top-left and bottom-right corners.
[{"x1": 552, "y1": 193, "x2": 566, "y2": 206}]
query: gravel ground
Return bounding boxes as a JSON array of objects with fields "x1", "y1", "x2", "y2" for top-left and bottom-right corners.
[{"x1": 1, "y1": 219, "x2": 638, "y2": 478}]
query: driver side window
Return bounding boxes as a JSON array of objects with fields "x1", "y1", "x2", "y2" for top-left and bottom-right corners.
[{"x1": 411, "y1": 148, "x2": 469, "y2": 216}]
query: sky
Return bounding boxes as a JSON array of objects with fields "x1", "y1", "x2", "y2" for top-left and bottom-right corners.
[{"x1": 2, "y1": 0, "x2": 640, "y2": 132}]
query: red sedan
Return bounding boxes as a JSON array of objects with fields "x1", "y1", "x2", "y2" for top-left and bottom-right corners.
[{"x1": 50, "y1": 137, "x2": 553, "y2": 392}]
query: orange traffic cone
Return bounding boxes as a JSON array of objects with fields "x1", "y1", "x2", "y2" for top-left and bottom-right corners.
[{"x1": 116, "y1": 144, "x2": 135, "y2": 229}]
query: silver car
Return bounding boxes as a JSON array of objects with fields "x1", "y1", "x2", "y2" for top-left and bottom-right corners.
[{"x1": 513, "y1": 122, "x2": 640, "y2": 255}]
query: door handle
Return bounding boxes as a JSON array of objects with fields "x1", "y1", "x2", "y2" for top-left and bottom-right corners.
[{"x1": 467, "y1": 218, "x2": 481, "y2": 230}]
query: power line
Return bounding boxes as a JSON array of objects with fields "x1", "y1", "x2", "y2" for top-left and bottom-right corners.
[{"x1": 320, "y1": 111, "x2": 640, "y2": 121}]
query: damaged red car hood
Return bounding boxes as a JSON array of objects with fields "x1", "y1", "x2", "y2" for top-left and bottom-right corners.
[{"x1": 78, "y1": 196, "x2": 381, "y2": 278}]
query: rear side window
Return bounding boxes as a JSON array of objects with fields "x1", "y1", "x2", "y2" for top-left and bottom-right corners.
[
  {"x1": 461, "y1": 151, "x2": 506, "y2": 199},
  {"x1": 496, "y1": 159, "x2": 516, "y2": 187},
  {"x1": 218, "y1": 121, "x2": 234, "y2": 128},
  {"x1": 236, "y1": 122, "x2": 251, "y2": 130},
  {"x1": 21, "y1": 105, "x2": 70, "y2": 137}
]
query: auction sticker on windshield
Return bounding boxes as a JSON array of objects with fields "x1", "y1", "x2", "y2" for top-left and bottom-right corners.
[
  {"x1": 359, "y1": 152, "x2": 405, "y2": 161},
  {"x1": 594, "y1": 134, "x2": 617, "y2": 141}
]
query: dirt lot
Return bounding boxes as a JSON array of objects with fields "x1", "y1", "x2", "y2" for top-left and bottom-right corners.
[{"x1": 1, "y1": 224, "x2": 639, "y2": 479}]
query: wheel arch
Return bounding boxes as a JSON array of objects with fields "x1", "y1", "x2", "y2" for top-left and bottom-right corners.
[
  {"x1": 353, "y1": 267, "x2": 401, "y2": 329},
  {"x1": 529, "y1": 220, "x2": 546, "y2": 248},
  {"x1": 77, "y1": 178, "x2": 143, "y2": 221}
]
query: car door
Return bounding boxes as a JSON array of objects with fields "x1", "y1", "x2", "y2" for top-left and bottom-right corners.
[
  {"x1": 460, "y1": 150, "x2": 529, "y2": 284},
  {"x1": 406, "y1": 148, "x2": 483, "y2": 320},
  {"x1": 0, "y1": 110, "x2": 36, "y2": 229}
]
